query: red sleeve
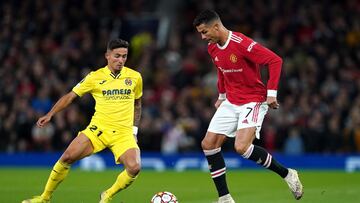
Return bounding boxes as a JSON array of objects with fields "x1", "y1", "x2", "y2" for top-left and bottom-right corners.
[
  {"x1": 208, "y1": 44, "x2": 226, "y2": 94},
  {"x1": 217, "y1": 67, "x2": 226, "y2": 94},
  {"x1": 239, "y1": 38, "x2": 282, "y2": 91}
]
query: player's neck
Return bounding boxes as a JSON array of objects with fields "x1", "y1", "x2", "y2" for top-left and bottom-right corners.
[
  {"x1": 218, "y1": 29, "x2": 230, "y2": 46},
  {"x1": 108, "y1": 66, "x2": 122, "y2": 76}
]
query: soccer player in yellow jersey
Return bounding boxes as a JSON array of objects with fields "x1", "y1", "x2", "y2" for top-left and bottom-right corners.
[{"x1": 22, "y1": 39, "x2": 143, "y2": 203}]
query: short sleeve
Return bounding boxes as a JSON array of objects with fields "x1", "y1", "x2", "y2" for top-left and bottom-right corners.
[
  {"x1": 134, "y1": 73, "x2": 143, "y2": 99},
  {"x1": 72, "y1": 72, "x2": 94, "y2": 97}
]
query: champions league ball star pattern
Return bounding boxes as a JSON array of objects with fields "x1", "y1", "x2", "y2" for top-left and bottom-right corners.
[{"x1": 151, "y1": 191, "x2": 178, "y2": 203}]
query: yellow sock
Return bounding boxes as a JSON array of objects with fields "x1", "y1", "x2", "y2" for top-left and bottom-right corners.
[
  {"x1": 105, "y1": 170, "x2": 137, "y2": 197},
  {"x1": 40, "y1": 160, "x2": 70, "y2": 200}
]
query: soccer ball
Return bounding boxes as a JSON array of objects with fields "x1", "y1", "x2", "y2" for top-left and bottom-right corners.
[{"x1": 150, "y1": 191, "x2": 178, "y2": 203}]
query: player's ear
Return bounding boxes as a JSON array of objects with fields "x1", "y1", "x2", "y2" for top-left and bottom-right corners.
[
  {"x1": 213, "y1": 22, "x2": 220, "y2": 31},
  {"x1": 105, "y1": 50, "x2": 110, "y2": 60}
]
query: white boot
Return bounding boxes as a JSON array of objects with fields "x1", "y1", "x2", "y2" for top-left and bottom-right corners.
[
  {"x1": 218, "y1": 194, "x2": 235, "y2": 203},
  {"x1": 285, "y1": 168, "x2": 304, "y2": 200}
]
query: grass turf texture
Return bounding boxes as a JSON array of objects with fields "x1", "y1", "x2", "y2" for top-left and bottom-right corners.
[{"x1": 1, "y1": 168, "x2": 359, "y2": 203}]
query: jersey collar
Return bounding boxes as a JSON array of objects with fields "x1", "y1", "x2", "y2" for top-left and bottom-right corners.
[
  {"x1": 105, "y1": 66, "x2": 123, "y2": 79},
  {"x1": 217, "y1": 31, "x2": 232, "y2": 50}
]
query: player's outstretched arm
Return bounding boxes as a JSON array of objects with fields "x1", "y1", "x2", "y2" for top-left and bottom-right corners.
[{"x1": 37, "y1": 91, "x2": 78, "y2": 128}]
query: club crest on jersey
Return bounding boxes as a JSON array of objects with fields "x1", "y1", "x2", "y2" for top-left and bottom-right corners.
[
  {"x1": 230, "y1": 54, "x2": 237, "y2": 63},
  {"x1": 125, "y1": 78, "x2": 132, "y2": 86}
]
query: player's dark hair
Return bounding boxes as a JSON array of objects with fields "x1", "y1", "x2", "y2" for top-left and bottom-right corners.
[
  {"x1": 193, "y1": 9, "x2": 220, "y2": 27},
  {"x1": 107, "y1": 39, "x2": 129, "y2": 50}
]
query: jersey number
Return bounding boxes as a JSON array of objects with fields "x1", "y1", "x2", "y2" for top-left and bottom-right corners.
[
  {"x1": 89, "y1": 125, "x2": 102, "y2": 136},
  {"x1": 245, "y1": 107, "x2": 253, "y2": 118}
]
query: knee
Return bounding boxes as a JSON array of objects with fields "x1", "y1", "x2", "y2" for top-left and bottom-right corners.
[
  {"x1": 201, "y1": 139, "x2": 209, "y2": 150},
  {"x1": 234, "y1": 142, "x2": 250, "y2": 155},
  {"x1": 201, "y1": 138, "x2": 217, "y2": 150},
  {"x1": 60, "y1": 151, "x2": 76, "y2": 164},
  {"x1": 126, "y1": 161, "x2": 141, "y2": 176}
]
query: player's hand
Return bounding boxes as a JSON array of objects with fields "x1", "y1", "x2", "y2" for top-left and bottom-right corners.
[
  {"x1": 266, "y1": 96, "x2": 280, "y2": 109},
  {"x1": 214, "y1": 99, "x2": 225, "y2": 109},
  {"x1": 36, "y1": 114, "x2": 52, "y2": 128}
]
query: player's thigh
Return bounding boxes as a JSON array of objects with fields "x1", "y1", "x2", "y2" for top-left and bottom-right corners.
[
  {"x1": 236, "y1": 102, "x2": 268, "y2": 139},
  {"x1": 234, "y1": 127, "x2": 256, "y2": 154},
  {"x1": 81, "y1": 124, "x2": 109, "y2": 153},
  {"x1": 63, "y1": 124, "x2": 109, "y2": 163},
  {"x1": 60, "y1": 133, "x2": 94, "y2": 164},
  {"x1": 207, "y1": 99, "x2": 238, "y2": 138},
  {"x1": 110, "y1": 132, "x2": 139, "y2": 165},
  {"x1": 119, "y1": 148, "x2": 141, "y2": 175},
  {"x1": 202, "y1": 131, "x2": 227, "y2": 150}
]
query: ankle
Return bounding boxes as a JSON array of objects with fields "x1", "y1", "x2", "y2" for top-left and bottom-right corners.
[{"x1": 219, "y1": 194, "x2": 232, "y2": 199}]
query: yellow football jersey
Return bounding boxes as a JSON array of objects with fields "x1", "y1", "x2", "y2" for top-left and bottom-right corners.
[{"x1": 72, "y1": 66, "x2": 142, "y2": 131}]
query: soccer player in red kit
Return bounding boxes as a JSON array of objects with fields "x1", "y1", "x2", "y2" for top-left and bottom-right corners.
[{"x1": 193, "y1": 10, "x2": 303, "y2": 203}]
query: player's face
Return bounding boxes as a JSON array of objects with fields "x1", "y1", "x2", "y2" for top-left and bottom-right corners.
[
  {"x1": 196, "y1": 22, "x2": 218, "y2": 43},
  {"x1": 106, "y1": 47, "x2": 128, "y2": 72}
]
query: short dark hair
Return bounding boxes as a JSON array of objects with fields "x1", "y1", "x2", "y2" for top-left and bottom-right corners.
[
  {"x1": 107, "y1": 39, "x2": 129, "y2": 50},
  {"x1": 193, "y1": 9, "x2": 220, "y2": 27}
]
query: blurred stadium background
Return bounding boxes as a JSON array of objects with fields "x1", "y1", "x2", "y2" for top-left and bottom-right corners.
[{"x1": 0, "y1": 0, "x2": 360, "y2": 202}]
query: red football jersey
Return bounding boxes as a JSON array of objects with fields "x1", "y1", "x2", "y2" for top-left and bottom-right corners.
[{"x1": 208, "y1": 31, "x2": 282, "y2": 105}]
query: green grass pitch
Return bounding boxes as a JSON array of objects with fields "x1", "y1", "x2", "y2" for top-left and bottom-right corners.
[{"x1": 1, "y1": 168, "x2": 359, "y2": 203}]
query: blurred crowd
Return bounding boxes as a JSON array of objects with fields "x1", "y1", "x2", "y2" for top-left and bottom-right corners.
[{"x1": 0, "y1": 0, "x2": 359, "y2": 154}]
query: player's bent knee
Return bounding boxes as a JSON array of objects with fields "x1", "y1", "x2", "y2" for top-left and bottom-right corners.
[
  {"x1": 60, "y1": 151, "x2": 77, "y2": 164},
  {"x1": 201, "y1": 137, "x2": 218, "y2": 150},
  {"x1": 201, "y1": 139, "x2": 212, "y2": 150},
  {"x1": 234, "y1": 142, "x2": 250, "y2": 155},
  {"x1": 126, "y1": 162, "x2": 141, "y2": 176},
  {"x1": 201, "y1": 139, "x2": 208, "y2": 150}
]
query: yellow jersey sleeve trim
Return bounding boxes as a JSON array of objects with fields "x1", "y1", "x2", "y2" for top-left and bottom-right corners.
[{"x1": 72, "y1": 90, "x2": 81, "y2": 97}]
